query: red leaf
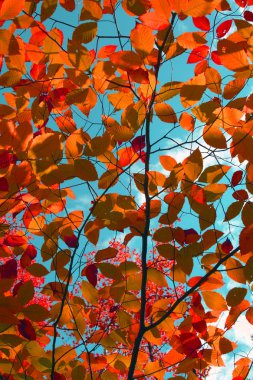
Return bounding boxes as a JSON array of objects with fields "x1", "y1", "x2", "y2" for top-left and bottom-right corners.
[
  {"x1": 216, "y1": 20, "x2": 232, "y2": 38},
  {"x1": 4, "y1": 235, "x2": 26, "y2": 247},
  {"x1": 20, "y1": 253, "x2": 32, "y2": 269},
  {"x1": 0, "y1": 177, "x2": 8, "y2": 191},
  {"x1": 98, "y1": 45, "x2": 117, "y2": 58},
  {"x1": 18, "y1": 319, "x2": 36, "y2": 341},
  {"x1": 180, "y1": 332, "x2": 201, "y2": 356},
  {"x1": 244, "y1": 10, "x2": 253, "y2": 22},
  {"x1": 0, "y1": 150, "x2": 12, "y2": 169},
  {"x1": 0, "y1": 54, "x2": 3, "y2": 73},
  {"x1": 0, "y1": 259, "x2": 17, "y2": 279},
  {"x1": 63, "y1": 234, "x2": 79, "y2": 248},
  {"x1": 131, "y1": 135, "x2": 145, "y2": 153},
  {"x1": 139, "y1": 12, "x2": 169, "y2": 30},
  {"x1": 118, "y1": 147, "x2": 136, "y2": 167},
  {"x1": 30, "y1": 63, "x2": 46, "y2": 80},
  {"x1": 83, "y1": 264, "x2": 98, "y2": 287},
  {"x1": 211, "y1": 50, "x2": 221, "y2": 65},
  {"x1": 191, "y1": 185, "x2": 206, "y2": 204},
  {"x1": 184, "y1": 229, "x2": 200, "y2": 244},
  {"x1": 23, "y1": 203, "x2": 42, "y2": 229},
  {"x1": 232, "y1": 189, "x2": 248, "y2": 201},
  {"x1": 192, "y1": 313, "x2": 207, "y2": 334},
  {"x1": 51, "y1": 87, "x2": 69, "y2": 102},
  {"x1": 188, "y1": 276, "x2": 202, "y2": 288},
  {"x1": 221, "y1": 238, "x2": 233, "y2": 253},
  {"x1": 24, "y1": 245, "x2": 37, "y2": 260},
  {"x1": 12, "y1": 280, "x2": 23, "y2": 296},
  {"x1": 192, "y1": 16, "x2": 210, "y2": 31},
  {"x1": 128, "y1": 68, "x2": 149, "y2": 84},
  {"x1": 194, "y1": 60, "x2": 208, "y2": 75},
  {"x1": 53, "y1": 373, "x2": 66, "y2": 380},
  {"x1": 187, "y1": 45, "x2": 209, "y2": 64},
  {"x1": 231, "y1": 170, "x2": 243, "y2": 186},
  {"x1": 235, "y1": 0, "x2": 247, "y2": 6},
  {"x1": 240, "y1": 224, "x2": 253, "y2": 254},
  {"x1": 192, "y1": 292, "x2": 202, "y2": 306},
  {"x1": 139, "y1": 150, "x2": 146, "y2": 163}
]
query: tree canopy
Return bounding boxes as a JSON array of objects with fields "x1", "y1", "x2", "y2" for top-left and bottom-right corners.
[{"x1": 0, "y1": 0, "x2": 253, "y2": 379}]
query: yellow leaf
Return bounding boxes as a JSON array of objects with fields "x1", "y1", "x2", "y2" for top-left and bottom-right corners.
[
  {"x1": 203, "y1": 125, "x2": 227, "y2": 149},
  {"x1": 43, "y1": 28, "x2": 63, "y2": 54},
  {"x1": 223, "y1": 78, "x2": 246, "y2": 99},
  {"x1": 179, "y1": 112, "x2": 195, "y2": 131},
  {"x1": 147, "y1": 268, "x2": 167, "y2": 287},
  {"x1": 156, "y1": 81, "x2": 182, "y2": 102},
  {"x1": 154, "y1": 102, "x2": 177, "y2": 123},
  {"x1": 41, "y1": 0, "x2": 57, "y2": 21},
  {"x1": 98, "y1": 170, "x2": 119, "y2": 189},
  {"x1": 226, "y1": 258, "x2": 246, "y2": 284},
  {"x1": 84, "y1": 219, "x2": 102, "y2": 245},
  {"x1": 205, "y1": 67, "x2": 222, "y2": 94},
  {"x1": 74, "y1": 159, "x2": 98, "y2": 181},
  {"x1": 82, "y1": 0, "x2": 102, "y2": 18},
  {"x1": 28, "y1": 132, "x2": 63, "y2": 162},
  {"x1": 84, "y1": 134, "x2": 111, "y2": 157},
  {"x1": 199, "y1": 165, "x2": 231, "y2": 183},
  {"x1": 73, "y1": 22, "x2": 98, "y2": 44},
  {"x1": 177, "y1": 32, "x2": 207, "y2": 49},
  {"x1": 218, "y1": 39, "x2": 249, "y2": 72},
  {"x1": 0, "y1": 30, "x2": 12, "y2": 55},
  {"x1": 81, "y1": 280, "x2": 98, "y2": 305},
  {"x1": 202, "y1": 291, "x2": 227, "y2": 311},
  {"x1": 160, "y1": 155, "x2": 177, "y2": 171},
  {"x1": 226, "y1": 287, "x2": 247, "y2": 307},
  {"x1": 66, "y1": 128, "x2": 89, "y2": 163},
  {"x1": 130, "y1": 24, "x2": 155, "y2": 56},
  {"x1": 204, "y1": 183, "x2": 227, "y2": 202},
  {"x1": 0, "y1": 0, "x2": 24, "y2": 20},
  {"x1": 107, "y1": 93, "x2": 134, "y2": 110},
  {"x1": 180, "y1": 73, "x2": 206, "y2": 108},
  {"x1": 182, "y1": 0, "x2": 221, "y2": 17},
  {"x1": 122, "y1": 292, "x2": 140, "y2": 312},
  {"x1": 183, "y1": 148, "x2": 203, "y2": 182},
  {"x1": 95, "y1": 247, "x2": 118, "y2": 262},
  {"x1": 110, "y1": 51, "x2": 142, "y2": 71}
]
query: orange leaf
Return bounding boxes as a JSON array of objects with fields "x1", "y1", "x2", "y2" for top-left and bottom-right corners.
[
  {"x1": 179, "y1": 112, "x2": 195, "y2": 131},
  {"x1": 130, "y1": 24, "x2": 155, "y2": 57},
  {"x1": 187, "y1": 45, "x2": 209, "y2": 64},
  {"x1": 118, "y1": 147, "x2": 138, "y2": 167},
  {"x1": 139, "y1": 12, "x2": 169, "y2": 30},
  {"x1": 202, "y1": 291, "x2": 227, "y2": 311},
  {"x1": 0, "y1": 0, "x2": 24, "y2": 20},
  {"x1": 110, "y1": 51, "x2": 142, "y2": 70},
  {"x1": 154, "y1": 102, "x2": 177, "y2": 123}
]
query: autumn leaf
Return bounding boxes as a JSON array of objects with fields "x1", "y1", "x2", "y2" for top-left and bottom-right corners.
[
  {"x1": 216, "y1": 20, "x2": 232, "y2": 38},
  {"x1": 187, "y1": 45, "x2": 209, "y2": 64},
  {"x1": 18, "y1": 319, "x2": 36, "y2": 341},
  {"x1": 192, "y1": 16, "x2": 210, "y2": 31}
]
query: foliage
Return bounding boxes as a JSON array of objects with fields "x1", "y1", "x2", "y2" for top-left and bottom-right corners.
[{"x1": 1, "y1": 0, "x2": 253, "y2": 379}]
